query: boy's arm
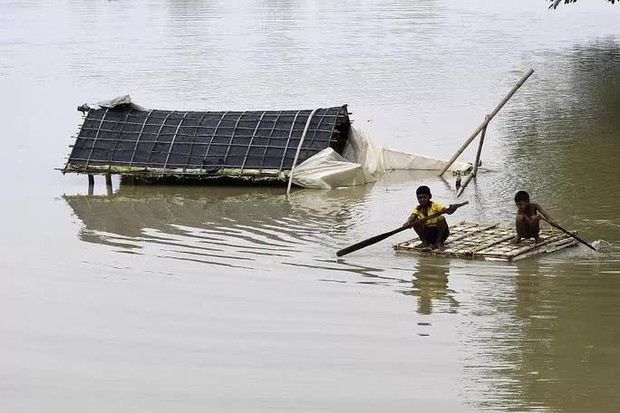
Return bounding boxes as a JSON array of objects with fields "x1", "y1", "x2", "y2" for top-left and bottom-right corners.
[
  {"x1": 442, "y1": 204, "x2": 456, "y2": 215},
  {"x1": 533, "y1": 203, "x2": 558, "y2": 226},
  {"x1": 404, "y1": 213, "x2": 420, "y2": 227}
]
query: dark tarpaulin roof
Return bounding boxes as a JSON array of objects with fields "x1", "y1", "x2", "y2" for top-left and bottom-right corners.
[{"x1": 63, "y1": 104, "x2": 351, "y2": 181}]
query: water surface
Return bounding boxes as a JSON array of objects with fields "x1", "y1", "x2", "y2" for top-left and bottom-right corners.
[{"x1": 1, "y1": 1, "x2": 619, "y2": 411}]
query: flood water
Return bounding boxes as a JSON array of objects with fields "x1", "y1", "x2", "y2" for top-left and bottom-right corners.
[{"x1": 1, "y1": 1, "x2": 619, "y2": 411}]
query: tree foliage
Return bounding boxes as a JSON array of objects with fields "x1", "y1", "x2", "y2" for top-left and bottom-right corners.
[{"x1": 549, "y1": 0, "x2": 616, "y2": 9}]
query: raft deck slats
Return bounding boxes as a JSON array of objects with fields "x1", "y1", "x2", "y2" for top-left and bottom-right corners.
[{"x1": 394, "y1": 221, "x2": 579, "y2": 261}]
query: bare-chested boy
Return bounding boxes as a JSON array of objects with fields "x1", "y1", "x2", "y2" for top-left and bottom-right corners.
[{"x1": 511, "y1": 190, "x2": 557, "y2": 244}]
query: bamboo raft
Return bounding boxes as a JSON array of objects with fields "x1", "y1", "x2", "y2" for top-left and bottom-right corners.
[{"x1": 393, "y1": 221, "x2": 579, "y2": 261}]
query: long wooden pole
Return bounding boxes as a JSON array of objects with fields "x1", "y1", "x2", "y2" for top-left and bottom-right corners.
[
  {"x1": 457, "y1": 117, "x2": 488, "y2": 197},
  {"x1": 540, "y1": 216, "x2": 597, "y2": 251},
  {"x1": 438, "y1": 68, "x2": 534, "y2": 176}
]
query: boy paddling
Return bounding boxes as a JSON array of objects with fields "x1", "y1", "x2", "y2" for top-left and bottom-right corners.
[
  {"x1": 511, "y1": 190, "x2": 558, "y2": 244},
  {"x1": 404, "y1": 186, "x2": 456, "y2": 250}
]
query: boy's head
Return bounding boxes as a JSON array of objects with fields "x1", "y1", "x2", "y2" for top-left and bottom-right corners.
[
  {"x1": 514, "y1": 191, "x2": 530, "y2": 203},
  {"x1": 514, "y1": 190, "x2": 530, "y2": 212},
  {"x1": 416, "y1": 185, "x2": 432, "y2": 205}
]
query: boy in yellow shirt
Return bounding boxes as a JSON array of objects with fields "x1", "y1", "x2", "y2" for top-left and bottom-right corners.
[{"x1": 404, "y1": 186, "x2": 456, "y2": 250}]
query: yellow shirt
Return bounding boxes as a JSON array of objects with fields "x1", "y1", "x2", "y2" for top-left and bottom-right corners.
[{"x1": 410, "y1": 201, "x2": 445, "y2": 227}]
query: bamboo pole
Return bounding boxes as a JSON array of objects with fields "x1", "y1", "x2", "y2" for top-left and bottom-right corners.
[
  {"x1": 438, "y1": 68, "x2": 534, "y2": 176},
  {"x1": 471, "y1": 116, "x2": 488, "y2": 178},
  {"x1": 457, "y1": 116, "x2": 488, "y2": 197},
  {"x1": 287, "y1": 108, "x2": 319, "y2": 195}
]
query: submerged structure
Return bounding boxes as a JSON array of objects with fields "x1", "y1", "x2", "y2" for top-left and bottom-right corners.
[
  {"x1": 394, "y1": 221, "x2": 579, "y2": 261},
  {"x1": 62, "y1": 96, "x2": 471, "y2": 189},
  {"x1": 64, "y1": 97, "x2": 349, "y2": 182}
]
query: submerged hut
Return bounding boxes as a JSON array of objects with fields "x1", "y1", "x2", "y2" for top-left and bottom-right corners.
[
  {"x1": 62, "y1": 96, "x2": 471, "y2": 189},
  {"x1": 63, "y1": 96, "x2": 350, "y2": 185}
]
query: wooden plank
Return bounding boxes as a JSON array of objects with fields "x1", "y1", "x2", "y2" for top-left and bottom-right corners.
[
  {"x1": 442, "y1": 223, "x2": 499, "y2": 244},
  {"x1": 453, "y1": 234, "x2": 515, "y2": 258},
  {"x1": 395, "y1": 221, "x2": 485, "y2": 250},
  {"x1": 504, "y1": 233, "x2": 569, "y2": 259},
  {"x1": 511, "y1": 238, "x2": 578, "y2": 261}
]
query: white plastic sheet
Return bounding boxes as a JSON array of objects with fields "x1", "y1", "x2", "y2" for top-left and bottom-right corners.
[
  {"x1": 290, "y1": 148, "x2": 368, "y2": 189},
  {"x1": 292, "y1": 125, "x2": 472, "y2": 189},
  {"x1": 89, "y1": 95, "x2": 148, "y2": 111}
]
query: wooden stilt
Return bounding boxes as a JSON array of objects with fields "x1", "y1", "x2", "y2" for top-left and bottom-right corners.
[
  {"x1": 105, "y1": 173, "x2": 113, "y2": 196},
  {"x1": 87, "y1": 174, "x2": 95, "y2": 195}
]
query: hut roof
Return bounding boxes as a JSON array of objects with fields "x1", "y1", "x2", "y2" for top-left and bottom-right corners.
[{"x1": 63, "y1": 103, "x2": 350, "y2": 182}]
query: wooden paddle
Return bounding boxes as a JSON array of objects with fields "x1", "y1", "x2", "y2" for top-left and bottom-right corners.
[
  {"x1": 336, "y1": 201, "x2": 469, "y2": 257},
  {"x1": 541, "y1": 216, "x2": 596, "y2": 251}
]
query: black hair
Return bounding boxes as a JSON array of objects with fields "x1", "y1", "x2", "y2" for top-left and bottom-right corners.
[
  {"x1": 416, "y1": 185, "x2": 431, "y2": 196},
  {"x1": 514, "y1": 191, "x2": 530, "y2": 202}
]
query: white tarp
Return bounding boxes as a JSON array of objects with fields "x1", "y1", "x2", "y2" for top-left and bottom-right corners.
[
  {"x1": 291, "y1": 125, "x2": 472, "y2": 189},
  {"x1": 288, "y1": 148, "x2": 368, "y2": 189},
  {"x1": 86, "y1": 95, "x2": 148, "y2": 111}
]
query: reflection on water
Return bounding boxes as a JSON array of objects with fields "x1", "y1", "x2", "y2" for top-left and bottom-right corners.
[
  {"x1": 64, "y1": 185, "x2": 371, "y2": 268},
  {"x1": 511, "y1": 261, "x2": 620, "y2": 412},
  {"x1": 2, "y1": 0, "x2": 620, "y2": 411},
  {"x1": 64, "y1": 170, "x2": 453, "y2": 277},
  {"x1": 61, "y1": 167, "x2": 620, "y2": 411},
  {"x1": 401, "y1": 257, "x2": 459, "y2": 316},
  {"x1": 64, "y1": 183, "x2": 421, "y2": 280},
  {"x1": 460, "y1": 259, "x2": 620, "y2": 411}
]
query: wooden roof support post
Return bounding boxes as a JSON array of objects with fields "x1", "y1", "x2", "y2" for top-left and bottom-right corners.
[{"x1": 438, "y1": 68, "x2": 534, "y2": 177}]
